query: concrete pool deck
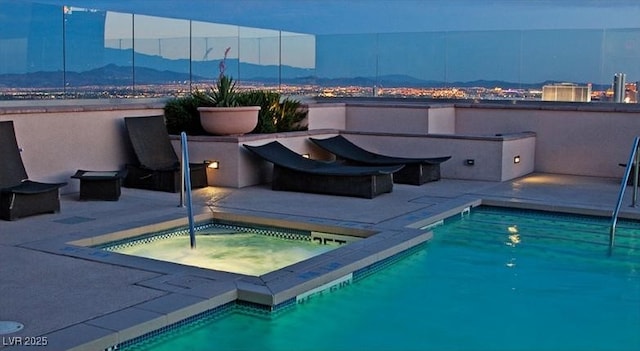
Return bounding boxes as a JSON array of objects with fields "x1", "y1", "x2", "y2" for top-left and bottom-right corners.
[{"x1": 1, "y1": 173, "x2": 639, "y2": 350}]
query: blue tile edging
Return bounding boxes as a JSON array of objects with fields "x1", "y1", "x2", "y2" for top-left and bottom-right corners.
[
  {"x1": 111, "y1": 232, "x2": 430, "y2": 350},
  {"x1": 113, "y1": 302, "x2": 235, "y2": 351}
]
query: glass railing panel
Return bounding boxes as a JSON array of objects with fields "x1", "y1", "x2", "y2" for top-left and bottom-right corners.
[
  {"x1": 316, "y1": 33, "x2": 378, "y2": 97},
  {"x1": 375, "y1": 32, "x2": 447, "y2": 98},
  {"x1": 65, "y1": 8, "x2": 137, "y2": 98},
  {"x1": 63, "y1": 7, "x2": 109, "y2": 97},
  {"x1": 132, "y1": 14, "x2": 190, "y2": 97},
  {"x1": 280, "y1": 32, "x2": 316, "y2": 96},
  {"x1": 443, "y1": 30, "x2": 521, "y2": 99},
  {"x1": 521, "y1": 29, "x2": 603, "y2": 84},
  {"x1": 103, "y1": 11, "x2": 134, "y2": 97},
  {"x1": 521, "y1": 29, "x2": 605, "y2": 102},
  {"x1": 1, "y1": 0, "x2": 639, "y2": 102},
  {"x1": 238, "y1": 27, "x2": 280, "y2": 90},
  {"x1": 0, "y1": 1, "x2": 63, "y2": 99},
  {"x1": 191, "y1": 21, "x2": 239, "y2": 92},
  {"x1": 602, "y1": 28, "x2": 640, "y2": 102}
]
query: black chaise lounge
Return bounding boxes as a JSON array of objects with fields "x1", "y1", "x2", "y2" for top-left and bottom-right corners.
[
  {"x1": 0, "y1": 121, "x2": 67, "y2": 220},
  {"x1": 123, "y1": 116, "x2": 208, "y2": 193},
  {"x1": 310, "y1": 135, "x2": 451, "y2": 185},
  {"x1": 244, "y1": 141, "x2": 403, "y2": 199}
]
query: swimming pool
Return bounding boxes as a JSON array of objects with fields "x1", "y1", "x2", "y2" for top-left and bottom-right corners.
[
  {"x1": 101, "y1": 222, "x2": 360, "y2": 276},
  {"x1": 120, "y1": 207, "x2": 640, "y2": 351}
]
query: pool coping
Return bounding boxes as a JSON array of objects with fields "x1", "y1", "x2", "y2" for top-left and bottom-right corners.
[{"x1": 34, "y1": 211, "x2": 433, "y2": 351}]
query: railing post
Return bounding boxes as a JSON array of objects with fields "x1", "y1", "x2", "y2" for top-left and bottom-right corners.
[
  {"x1": 610, "y1": 136, "x2": 640, "y2": 255},
  {"x1": 180, "y1": 148, "x2": 185, "y2": 208},
  {"x1": 633, "y1": 145, "x2": 639, "y2": 207},
  {"x1": 181, "y1": 132, "x2": 196, "y2": 249}
]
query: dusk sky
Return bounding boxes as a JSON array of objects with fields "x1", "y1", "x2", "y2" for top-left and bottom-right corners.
[{"x1": 31, "y1": 0, "x2": 640, "y2": 34}]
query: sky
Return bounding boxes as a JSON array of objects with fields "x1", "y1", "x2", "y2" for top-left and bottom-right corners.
[{"x1": 30, "y1": 0, "x2": 640, "y2": 35}]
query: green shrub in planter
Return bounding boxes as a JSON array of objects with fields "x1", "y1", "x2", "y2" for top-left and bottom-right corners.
[
  {"x1": 277, "y1": 97, "x2": 307, "y2": 133},
  {"x1": 238, "y1": 91, "x2": 280, "y2": 134},
  {"x1": 237, "y1": 91, "x2": 307, "y2": 134},
  {"x1": 164, "y1": 95, "x2": 207, "y2": 135},
  {"x1": 164, "y1": 90, "x2": 307, "y2": 135}
]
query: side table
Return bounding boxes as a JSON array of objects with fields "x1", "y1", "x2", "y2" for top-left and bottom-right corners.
[{"x1": 71, "y1": 170, "x2": 127, "y2": 201}]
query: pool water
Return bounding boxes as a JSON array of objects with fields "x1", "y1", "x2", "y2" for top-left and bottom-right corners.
[
  {"x1": 105, "y1": 224, "x2": 343, "y2": 276},
  {"x1": 122, "y1": 207, "x2": 640, "y2": 351}
]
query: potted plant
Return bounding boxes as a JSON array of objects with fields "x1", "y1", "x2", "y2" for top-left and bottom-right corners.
[
  {"x1": 164, "y1": 47, "x2": 308, "y2": 136},
  {"x1": 196, "y1": 47, "x2": 261, "y2": 136}
]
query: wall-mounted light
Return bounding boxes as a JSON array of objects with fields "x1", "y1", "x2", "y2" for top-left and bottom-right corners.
[
  {"x1": 465, "y1": 159, "x2": 475, "y2": 166},
  {"x1": 205, "y1": 160, "x2": 220, "y2": 169},
  {"x1": 513, "y1": 155, "x2": 521, "y2": 164},
  {"x1": 301, "y1": 153, "x2": 310, "y2": 159}
]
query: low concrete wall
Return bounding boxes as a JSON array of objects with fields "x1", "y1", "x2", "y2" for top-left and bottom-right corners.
[
  {"x1": 344, "y1": 104, "x2": 456, "y2": 134},
  {"x1": 453, "y1": 104, "x2": 640, "y2": 178},
  {"x1": 180, "y1": 130, "x2": 534, "y2": 187},
  {"x1": 306, "y1": 103, "x2": 347, "y2": 130},
  {"x1": 0, "y1": 101, "x2": 164, "y2": 194},
  {"x1": 173, "y1": 130, "x2": 338, "y2": 188},
  {"x1": 427, "y1": 105, "x2": 457, "y2": 134},
  {"x1": 343, "y1": 132, "x2": 535, "y2": 181},
  {"x1": 2, "y1": 99, "x2": 637, "y2": 192}
]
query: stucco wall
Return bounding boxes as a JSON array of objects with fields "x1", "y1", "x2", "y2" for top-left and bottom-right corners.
[
  {"x1": 343, "y1": 132, "x2": 535, "y2": 181},
  {"x1": 0, "y1": 104, "x2": 163, "y2": 194},
  {"x1": 346, "y1": 105, "x2": 426, "y2": 134},
  {"x1": 427, "y1": 106, "x2": 456, "y2": 134},
  {"x1": 179, "y1": 130, "x2": 339, "y2": 188},
  {"x1": 306, "y1": 103, "x2": 347, "y2": 130},
  {"x1": 343, "y1": 104, "x2": 456, "y2": 134},
  {"x1": 2, "y1": 99, "x2": 637, "y2": 192},
  {"x1": 453, "y1": 105, "x2": 640, "y2": 178}
]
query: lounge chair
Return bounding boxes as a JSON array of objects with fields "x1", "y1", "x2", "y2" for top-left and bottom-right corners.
[
  {"x1": 0, "y1": 121, "x2": 67, "y2": 220},
  {"x1": 310, "y1": 135, "x2": 451, "y2": 185},
  {"x1": 244, "y1": 141, "x2": 403, "y2": 198},
  {"x1": 123, "y1": 116, "x2": 208, "y2": 193}
]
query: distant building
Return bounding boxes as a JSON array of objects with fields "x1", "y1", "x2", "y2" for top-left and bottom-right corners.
[
  {"x1": 613, "y1": 73, "x2": 626, "y2": 103},
  {"x1": 631, "y1": 81, "x2": 639, "y2": 103},
  {"x1": 542, "y1": 83, "x2": 591, "y2": 102}
]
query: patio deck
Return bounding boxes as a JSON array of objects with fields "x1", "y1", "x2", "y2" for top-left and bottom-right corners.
[{"x1": 1, "y1": 173, "x2": 638, "y2": 350}]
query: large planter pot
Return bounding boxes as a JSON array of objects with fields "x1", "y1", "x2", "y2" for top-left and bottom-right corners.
[{"x1": 198, "y1": 106, "x2": 260, "y2": 136}]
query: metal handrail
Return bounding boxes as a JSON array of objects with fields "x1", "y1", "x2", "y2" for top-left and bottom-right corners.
[
  {"x1": 180, "y1": 132, "x2": 196, "y2": 249},
  {"x1": 609, "y1": 136, "x2": 640, "y2": 255}
]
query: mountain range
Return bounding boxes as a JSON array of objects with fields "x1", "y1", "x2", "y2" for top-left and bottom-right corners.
[{"x1": 0, "y1": 55, "x2": 609, "y2": 91}]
